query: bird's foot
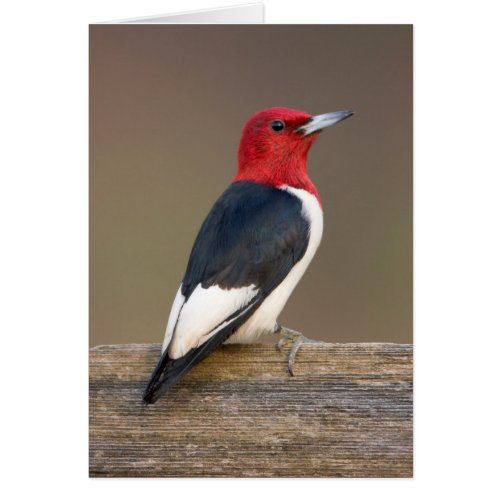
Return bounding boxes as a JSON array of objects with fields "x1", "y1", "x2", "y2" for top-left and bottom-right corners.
[{"x1": 274, "y1": 324, "x2": 323, "y2": 376}]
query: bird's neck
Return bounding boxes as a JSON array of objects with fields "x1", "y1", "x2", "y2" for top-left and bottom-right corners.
[{"x1": 233, "y1": 156, "x2": 322, "y2": 206}]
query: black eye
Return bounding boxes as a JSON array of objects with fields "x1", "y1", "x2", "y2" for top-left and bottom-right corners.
[{"x1": 270, "y1": 120, "x2": 285, "y2": 132}]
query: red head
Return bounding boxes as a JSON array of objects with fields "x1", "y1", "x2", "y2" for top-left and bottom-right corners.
[{"x1": 234, "y1": 106, "x2": 354, "y2": 201}]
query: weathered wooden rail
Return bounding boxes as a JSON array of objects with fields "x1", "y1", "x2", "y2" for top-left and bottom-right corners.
[{"x1": 90, "y1": 342, "x2": 413, "y2": 477}]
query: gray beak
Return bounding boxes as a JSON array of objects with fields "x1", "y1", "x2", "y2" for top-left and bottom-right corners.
[{"x1": 298, "y1": 110, "x2": 354, "y2": 135}]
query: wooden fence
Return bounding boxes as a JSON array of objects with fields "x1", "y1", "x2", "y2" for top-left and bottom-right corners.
[{"x1": 90, "y1": 342, "x2": 412, "y2": 477}]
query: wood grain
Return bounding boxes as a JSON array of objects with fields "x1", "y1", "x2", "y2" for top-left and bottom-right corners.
[{"x1": 89, "y1": 342, "x2": 413, "y2": 477}]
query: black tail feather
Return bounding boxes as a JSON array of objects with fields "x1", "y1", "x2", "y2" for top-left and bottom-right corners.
[
  {"x1": 142, "y1": 347, "x2": 172, "y2": 405},
  {"x1": 142, "y1": 335, "x2": 219, "y2": 405},
  {"x1": 143, "y1": 297, "x2": 263, "y2": 405}
]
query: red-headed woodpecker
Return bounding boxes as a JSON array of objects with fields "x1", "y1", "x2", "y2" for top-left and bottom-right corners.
[{"x1": 143, "y1": 107, "x2": 354, "y2": 404}]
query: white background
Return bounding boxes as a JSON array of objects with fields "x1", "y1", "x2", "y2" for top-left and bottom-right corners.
[{"x1": 1, "y1": 0, "x2": 499, "y2": 497}]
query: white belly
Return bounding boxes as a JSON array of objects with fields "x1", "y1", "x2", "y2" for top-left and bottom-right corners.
[{"x1": 226, "y1": 186, "x2": 323, "y2": 343}]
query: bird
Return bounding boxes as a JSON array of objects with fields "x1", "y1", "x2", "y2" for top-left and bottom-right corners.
[{"x1": 143, "y1": 106, "x2": 354, "y2": 404}]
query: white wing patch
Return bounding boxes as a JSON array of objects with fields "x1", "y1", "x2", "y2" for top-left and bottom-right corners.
[
  {"x1": 163, "y1": 283, "x2": 258, "y2": 359},
  {"x1": 161, "y1": 286, "x2": 186, "y2": 354}
]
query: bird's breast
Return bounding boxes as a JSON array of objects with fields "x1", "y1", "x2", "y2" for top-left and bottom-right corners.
[{"x1": 281, "y1": 185, "x2": 324, "y2": 258}]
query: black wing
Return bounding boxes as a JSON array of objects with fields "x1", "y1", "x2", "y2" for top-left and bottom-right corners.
[{"x1": 143, "y1": 181, "x2": 310, "y2": 404}]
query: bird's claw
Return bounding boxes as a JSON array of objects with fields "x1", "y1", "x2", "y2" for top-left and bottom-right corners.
[
  {"x1": 274, "y1": 325, "x2": 319, "y2": 376},
  {"x1": 275, "y1": 336, "x2": 287, "y2": 352},
  {"x1": 283, "y1": 335, "x2": 302, "y2": 375}
]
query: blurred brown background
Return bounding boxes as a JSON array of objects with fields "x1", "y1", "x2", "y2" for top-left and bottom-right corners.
[{"x1": 89, "y1": 25, "x2": 412, "y2": 347}]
